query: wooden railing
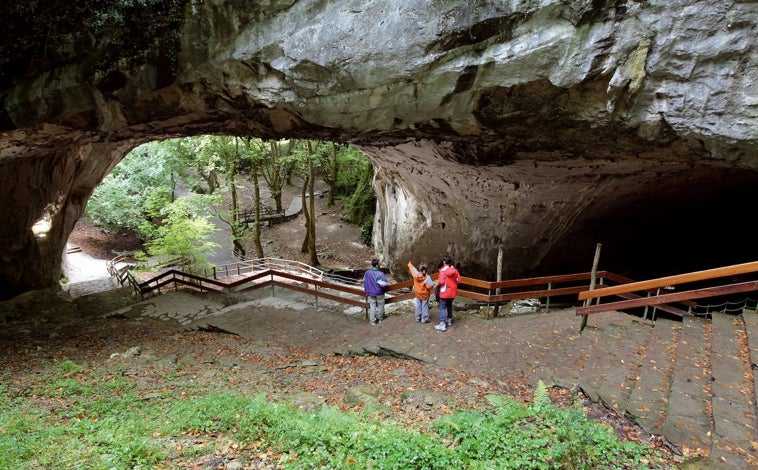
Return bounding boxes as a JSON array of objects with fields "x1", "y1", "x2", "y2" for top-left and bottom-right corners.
[
  {"x1": 106, "y1": 254, "x2": 143, "y2": 297},
  {"x1": 202, "y1": 257, "x2": 363, "y2": 287},
  {"x1": 576, "y1": 261, "x2": 758, "y2": 325},
  {"x1": 135, "y1": 267, "x2": 367, "y2": 308},
  {"x1": 126, "y1": 258, "x2": 629, "y2": 315},
  {"x1": 112, "y1": 256, "x2": 758, "y2": 327},
  {"x1": 238, "y1": 206, "x2": 298, "y2": 225}
]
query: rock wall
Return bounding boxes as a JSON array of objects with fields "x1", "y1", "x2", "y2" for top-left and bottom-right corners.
[{"x1": 0, "y1": 0, "x2": 756, "y2": 298}]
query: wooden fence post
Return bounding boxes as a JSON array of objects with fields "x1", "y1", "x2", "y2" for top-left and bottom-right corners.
[
  {"x1": 493, "y1": 244, "x2": 504, "y2": 318},
  {"x1": 580, "y1": 243, "x2": 602, "y2": 333}
]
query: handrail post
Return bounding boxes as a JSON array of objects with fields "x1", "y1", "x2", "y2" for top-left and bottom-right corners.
[
  {"x1": 545, "y1": 282, "x2": 551, "y2": 312},
  {"x1": 650, "y1": 288, "x2": 661, "y2": 322},
  {"x1": 595, "y1": 278, "x2": 605, "y2": 305},
  {"x1": 581, "y1": 243, "x2": 602, "y2": 333},
  {"x1": 642, "y1": 292, "x2": 651, "y2": 321}
]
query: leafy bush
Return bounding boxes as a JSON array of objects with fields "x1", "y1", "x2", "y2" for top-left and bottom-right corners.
[
  {"x1": 434, "y1": 381, "x2": 662, "y2": 469},
  {"x1": 341, "y1": 160, "x2": 376, "y2": 244},
  {"x1": 85, "y1": 143, "x2": 174, "y2": 234}
]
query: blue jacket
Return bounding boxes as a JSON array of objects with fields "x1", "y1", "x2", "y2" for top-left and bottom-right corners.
[{"x1": 363, "y1": 267, "x2": 389, "y2": 296}]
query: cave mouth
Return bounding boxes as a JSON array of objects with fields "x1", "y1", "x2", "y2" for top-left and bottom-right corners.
[{"x1": 539, "y1": 168, "x2": 758, "y2": 281}]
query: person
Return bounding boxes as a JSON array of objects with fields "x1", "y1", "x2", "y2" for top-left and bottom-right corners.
[
  {"x1": 363, "y1": 258, "x2": 389, "y2": 325},
  {"x1": 435, "y1": 255, "x2": 460, "y2": 331},
  {"x1": 408, "y1": 261, "x2": 434, "y2": 323}
]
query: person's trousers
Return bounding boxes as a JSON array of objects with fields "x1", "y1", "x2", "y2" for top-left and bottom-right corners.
[
  {"x1": 414, "y1": 298, "x2": 430, "y2": 322},
  {"x1": 368, "y1": 295, "x2": 385, "y2": 323},
  {"x1": 439, "y1": 298, "x2": 454, "y2": 324}
]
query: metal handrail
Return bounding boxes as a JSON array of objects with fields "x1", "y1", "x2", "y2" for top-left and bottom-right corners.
[{"x1": 205, "y1": 257, "x2": 363, "y2": 287}]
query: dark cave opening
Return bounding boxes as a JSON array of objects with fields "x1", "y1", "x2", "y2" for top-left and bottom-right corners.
[{"x1": 540, "y1": 170, "x2": 758, "y2": 282}]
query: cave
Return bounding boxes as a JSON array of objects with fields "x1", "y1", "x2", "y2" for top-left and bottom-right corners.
[{"x1": 0, "y1": 1, "x2": 756, "y2": 299}]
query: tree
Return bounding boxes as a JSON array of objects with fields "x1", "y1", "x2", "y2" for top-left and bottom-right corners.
[
  {"x1": 243, "y1": 138, "x2": 266, "y2": 258},
  {"x1": 259, "y1": 140, "x2": 296, "y2": 213},
  {"x1": 85, "y1": 142, "x2": 174, "y2": 234},
  {"x1": 313, "y1": 142, "x2": 339, "y2": 207},
  {"x1": 298, "y1": 140, "x2": 319, "y2": 266},
  {"x1": 161, "y1": 136, "x2": 222, "y2": 194},
  {"x1": 140, "y1": 194, "x2": 220, "y2": 272},
  {"x1": 209, "y1": 136, "x2": 247, "y2": 256},
  {"x1": 341, "y1": 156, "x2": 376, "y2": 245}
]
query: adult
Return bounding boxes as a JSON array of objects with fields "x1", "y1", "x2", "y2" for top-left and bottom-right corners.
[
  {"x1": 363, "y1": 258, "x2": 389, "y2": 325},
  {"x1": 408, "y1": 261, "x2": 434, "y2": 323},
  {"x1": 435, "y1": 255, "x2": 460, "y2": 331}
]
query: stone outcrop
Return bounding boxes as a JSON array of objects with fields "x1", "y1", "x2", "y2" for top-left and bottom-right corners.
[{"x1": 0, "y1": 0, "x2": 756, "y2": 298}]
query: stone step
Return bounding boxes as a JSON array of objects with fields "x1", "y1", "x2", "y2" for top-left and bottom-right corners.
[
  {"x1": 625, "y1": 318, "x2": 681, "y2": 435},
  {"x1": 72, "y1": 285, "x2": 138, "y2": 315},
  {"x1": 661, "y1": 316, "x2": 712, "y2": 452},
  {"x1": 744, "y1": 309, "x2": 758, "y2": 427},
  {"x1": 709, "y1": 312, "x2": 757, "y2": 467},
  {"x1": 529, "y1": 323, "x2": 600, "y2": 389},
  {"x1": 590, "y1": 320, "x2": 651, "y2": 414},
  {"x1": 578, "y1": 322, "x2": 631, "y2": 403}
]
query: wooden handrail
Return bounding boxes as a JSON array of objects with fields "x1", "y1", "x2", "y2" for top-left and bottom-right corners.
[
  {"x1": 115, "y1": 256, "x2": 758, "y2": 323},
  {"x1": 578, "y1": 261, "x2": 758, "y2": 300},
  {"x1": 577, "y1": 281, "x2": 758, "y2": 316},
  {"x1": 122, "y1": 257, "x2": 621, "y2": 309}
]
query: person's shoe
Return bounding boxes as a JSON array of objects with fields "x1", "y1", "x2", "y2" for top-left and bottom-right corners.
[
  {"x1": 421, "y1": 319, "x2": 430, "y2": 323},
  {"x1": 446, "y1": 319, "x2": 452, "y2": 326},
  {"x1": 416, "y1": 318, "x2": 421, "y2": 322},
  {"x1": 434, "y1": 323, "x2": 446, "y2": 331},
  {"x1": 370, "y1": 321, "x2": 377, "y2": 326}
]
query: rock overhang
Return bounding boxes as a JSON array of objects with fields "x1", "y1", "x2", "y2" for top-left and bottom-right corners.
[{"x1": 0, "y1": 0, "x2": 756, "y2": 298}]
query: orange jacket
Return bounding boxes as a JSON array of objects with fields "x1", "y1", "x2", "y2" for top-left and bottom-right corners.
[{"x1": 408, "y1": 262, "x2": 434, "y2": 300}]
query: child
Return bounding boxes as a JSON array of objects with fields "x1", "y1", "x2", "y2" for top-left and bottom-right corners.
[{"x1": 408, "y1": 261, "x2": 434, "y2": 323}]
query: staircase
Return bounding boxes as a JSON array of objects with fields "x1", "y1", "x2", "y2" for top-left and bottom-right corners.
[
  {"x1": 530, "y1": 311, "x2": 758, "y2": 468},
  {"x1": 70, "y1": 264, "x2": 758, "y2": 467}
]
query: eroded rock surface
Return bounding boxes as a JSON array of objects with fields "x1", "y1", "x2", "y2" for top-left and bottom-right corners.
[{"x1": 0, "y1": 0, "x2": 756, "y2": 297}]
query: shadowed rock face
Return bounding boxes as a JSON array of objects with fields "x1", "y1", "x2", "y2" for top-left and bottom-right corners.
[{"x1": 0, "y1": 0, "x2": 756, "y2": 298}]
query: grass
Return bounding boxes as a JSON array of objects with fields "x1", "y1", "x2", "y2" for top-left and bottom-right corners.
[{"x1": 0, "y1": 361, "x2": 672, "y2": 469}]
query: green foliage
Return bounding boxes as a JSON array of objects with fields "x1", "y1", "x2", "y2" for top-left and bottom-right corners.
[
  {"x1": 0, "y1": 1, "x2": 189, "y2": 89},
  {"x1": 340, "y1": 157, "x2": 376, "y2": 245},
  {"x1": 54, "y1": 358, "x2": 85, "y2": 376},
  {"x1": 141, "y1": 194, "x2": 220, "y2": 271},
  {"x1": 532, "y1": 378, "x2": 551, "y2": 411},
  {"x1": 0, "y1": 361, "x2": 669, "y2": 470},
  {"x1": 85, "y1": 142, "x2": 174, "y2": 234},
  {"x1": 158, "y1": 135, "x2": 239, "y2": 194},
  {"x1": 435, "y1": 392, "x2": 664, "y2": 469},
  {"x1": 331, "y1": 145, "x2": 371, "y2": 198}
]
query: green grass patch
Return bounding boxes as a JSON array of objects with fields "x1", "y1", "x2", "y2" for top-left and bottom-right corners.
[{"x1": 0, "y1": 363, "x2": 670, "y2": 469}]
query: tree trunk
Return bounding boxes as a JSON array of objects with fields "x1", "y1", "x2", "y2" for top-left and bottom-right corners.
[
  {"x1": 251, "y1": 167, "x2": 264, "y2": 258},
  {"x1": 307, "y1": 145, "x2": 318, "y2": 266},
  {"x1": 301, "y1": 173, "x2": 310, "y2": 253},
  {"x1": 328, "y1": 142, "x2": 337, "y2": 207},
  {"x1": 268, "y1": 141, "x2": 285, "y2": 213},
  {"x1": 228, "y1": 155, "x2": 245, "y2": 257}
]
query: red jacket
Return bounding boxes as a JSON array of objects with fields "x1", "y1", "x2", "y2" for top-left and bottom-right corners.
[{"x1": 437, "y1": 265, "x2": 460, "y2": 299}]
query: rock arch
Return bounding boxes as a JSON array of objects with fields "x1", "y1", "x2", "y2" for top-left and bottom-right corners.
[{"x1": 0, "y1": 0, "x2": 756, "y2": 299}]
